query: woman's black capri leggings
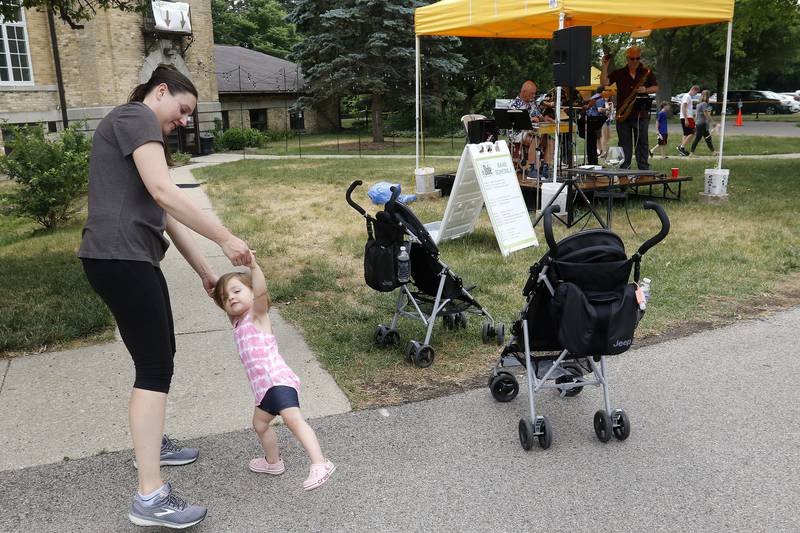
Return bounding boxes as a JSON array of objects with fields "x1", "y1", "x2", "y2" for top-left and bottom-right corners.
[{"x1": 82, "y1": 258, "x2": 176, "y2": 393}]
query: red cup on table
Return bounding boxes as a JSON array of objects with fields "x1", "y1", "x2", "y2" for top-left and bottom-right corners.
[{"x1": 671, "y1": 167, "x2": 679, "y2": 178}]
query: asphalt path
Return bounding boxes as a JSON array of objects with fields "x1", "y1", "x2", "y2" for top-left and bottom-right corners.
[
  {"x1": 667, "y1": 117, "x2": 800, "y2": 137},
  {"x1": 2, "y1": 306, "x2": 799, "y2": 532}
]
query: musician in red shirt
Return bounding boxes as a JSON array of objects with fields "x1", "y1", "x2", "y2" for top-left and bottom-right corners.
[{"x1": 600, "y1": 46, "x2": 659, "y2": 170}]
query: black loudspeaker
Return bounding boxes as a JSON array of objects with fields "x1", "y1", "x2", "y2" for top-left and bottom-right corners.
[{"x1": 553, "y1": 26, "x2": 592, "y2": 87}]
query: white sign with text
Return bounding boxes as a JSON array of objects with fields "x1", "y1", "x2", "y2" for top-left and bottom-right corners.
[{"x1": 424, "y1": 141, "x2": 537, "y2": 257}]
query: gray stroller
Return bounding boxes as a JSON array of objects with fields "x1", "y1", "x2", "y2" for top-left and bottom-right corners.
[
  {"x1": 347, "y1": 180, "x2": 504, "y2": 368},
  {"x1": 488, "y1": 201, "x2": 670, "y2": 450}
]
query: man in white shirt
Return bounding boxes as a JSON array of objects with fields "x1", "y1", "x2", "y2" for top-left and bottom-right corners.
[{"x1": 678, "y1": 85, "x2": 700, "y2": 156}]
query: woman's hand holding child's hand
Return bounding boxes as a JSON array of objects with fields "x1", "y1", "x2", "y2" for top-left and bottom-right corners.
[{"x1": 222, "y1": 235, "x2": 252, "y2": 266}]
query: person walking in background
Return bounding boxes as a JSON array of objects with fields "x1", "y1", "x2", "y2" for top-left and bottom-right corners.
[
  {"x1": 213, "y1": 258, "x2": 336, "y2": 491},
  {"x1": 689, "y1": 90, "x2": 718, "y2": 156},
  {"x1": 650, "y1": 101, "x2": 670, "y2": 159},
  {"x1": 678, "y1": 85, "x2": 699, "y2": 156},
  {"x1": 78, "y1": 65, "x2": 252, "y2": 528}
]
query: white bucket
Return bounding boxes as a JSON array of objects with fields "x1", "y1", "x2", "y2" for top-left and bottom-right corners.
[
  {"x1": 414, "y1": 167, "x2": 435, "y2": 194},
  {"x1": 541, "y1": 181, "x2": 567, "y2": 214},
  {"x1": 704, "y1": 168, "x2": 729, "y2": 196}
]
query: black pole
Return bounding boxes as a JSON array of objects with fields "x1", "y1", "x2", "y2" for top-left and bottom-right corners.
[
  {"x1": 47, "y1": 8, "x2": 69, "y2": 129},
  {"x1": 238, "y1": 66, "x2": 245, "y2": 160},
  {"x1": 283, "y1": 67, "x2": 289, "y2": 154}
]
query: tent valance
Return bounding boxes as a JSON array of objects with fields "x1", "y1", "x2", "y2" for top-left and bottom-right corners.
[{"x1": 415, "y1": 0, "x2": 735, "y2": 38}]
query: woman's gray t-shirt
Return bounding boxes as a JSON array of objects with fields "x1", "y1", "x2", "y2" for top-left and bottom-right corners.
[
  {"x1": 78, "y1": 102, "x2": 169, "y2": 266},
  {"x1": 695, "y1": 102, "x2": 711, "y2": 126}
]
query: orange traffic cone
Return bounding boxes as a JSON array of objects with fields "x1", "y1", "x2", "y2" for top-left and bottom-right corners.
[{"x1": 735, "y1": 108, "x2": 743, "y2": 127}]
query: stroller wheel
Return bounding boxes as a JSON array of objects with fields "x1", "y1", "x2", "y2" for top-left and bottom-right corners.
[
  {"x1": 481, "y1": 322, "x2": 491, "y2": 343},
  {"x1": 593, "y1": 410, "x2": 613, "y2": 443},
  {"x1": 518, "y1": 418, "x2": 535, "y2": 451},
  {"x1": 374, "y1": 325, "x2": 389, "y2": 347},
  {"x1": 384, "y1": 329, "x2": 400, "y2": 346},
  {"x1": 443, "y1": 315, "x2": 456, "y2": 330},
  {"x1": 495, "y1": 323, "x2": 505, "y2": 346},
  {"x1": 489, "y1": 371, "x2": 519, "y2": 402},
  {"x1": 536, "y1": 416, "x2": 552, "y2": 449},
  {"x1": 413, "y1": 344, "x2": 435, "y2": 368},
  {"x1": 456, "y1": 312, "x2": 468, "y2": 329},
  {"x1": 612, "y1": 409, "x2": 631, "y2": 441},
  {"x1": 405, "y1": 341, "x2": 420, "y2": 363}
]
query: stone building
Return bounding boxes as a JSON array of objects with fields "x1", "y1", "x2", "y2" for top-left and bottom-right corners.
[
  {"x1": 214, "y1": 44, "x2": 338, "y2": 135},
  {"x1": 0, "y1": 0, "x2": 219, "y2": 154}
]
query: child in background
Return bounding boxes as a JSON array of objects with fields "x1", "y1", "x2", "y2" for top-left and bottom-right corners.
[
  {"x1": 650, "y1": 101, "x2": 670, "y2": 158},
  {"x1": 213, "y1": 258, "x2": 335, "y2": 491}
]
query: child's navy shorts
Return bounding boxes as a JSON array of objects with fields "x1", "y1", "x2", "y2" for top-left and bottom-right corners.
[{"x1": 258, "y1": 386, "x2": 300, "y2": 415}]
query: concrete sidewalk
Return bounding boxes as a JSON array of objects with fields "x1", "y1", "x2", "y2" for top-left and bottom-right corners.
[
  {"x1": 0, "y1": 160, "x2": 351, "y2": 471},
  {"x1": 2, "y1": 307, "x2": 799, "y2": 532}
]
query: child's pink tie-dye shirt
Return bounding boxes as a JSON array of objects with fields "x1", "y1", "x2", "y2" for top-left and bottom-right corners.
[{"x1": 233, "y1": 312, "x2": 301, "y2": 405}]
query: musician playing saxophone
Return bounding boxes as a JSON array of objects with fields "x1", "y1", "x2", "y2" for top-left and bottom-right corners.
[{"x1": 600, "y1": 46, "x2": 659, "y2": 170}]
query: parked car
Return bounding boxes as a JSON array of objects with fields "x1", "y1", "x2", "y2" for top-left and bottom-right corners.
[
  {"x1": 775, "y1": 92, "x2": 800, "y2": 113},
  {"x1": 713, "y1": 90, "x2": 793, "y2": 115},
  {"x1": 670, "y1": 92, "x2": 717, "y2": 115}
]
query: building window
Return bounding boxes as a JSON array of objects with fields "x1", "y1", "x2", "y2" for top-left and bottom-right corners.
[
  {"x1": 249, "y1": 108, "x2": 267, "y2": 131},
  {"x1": 221, "y1": 110, "x2": 230, "y2": 130},
  {"x1": 0, "y1": 1, "x2": 34, "y2": 85}
]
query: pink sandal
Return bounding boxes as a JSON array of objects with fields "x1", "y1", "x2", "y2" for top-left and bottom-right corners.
[
  {"x1": 248, "y1": 457, "x2": 285, "y2": 475},
  {"x1": 303, "y1": 460, "x2": 336, "y2": 491}
]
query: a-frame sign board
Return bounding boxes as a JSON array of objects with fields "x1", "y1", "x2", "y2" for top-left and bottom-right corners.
[{"x1": 424, "y1": 141, "x2": 538, "y2": 256}]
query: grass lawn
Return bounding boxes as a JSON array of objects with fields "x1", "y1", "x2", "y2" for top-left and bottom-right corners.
[
  {"x1": 0, "y1": 181, "x2": 113, "y2": 354},
  {"x1": 245, "y1": 133, "x2": 799, "y2": 158},
  {"x1": 189, "y1": 157, "x2": 800, "y2": 408},
  {"x1": 2, "y1": 151, "x2": 799, "y2": 409}
]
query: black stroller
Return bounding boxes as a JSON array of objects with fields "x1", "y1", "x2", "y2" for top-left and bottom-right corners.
[
  {"x1": 488, "y1": 201, "x2": 669, "y2": 450},
  {"x1": 346, "y1": 180, "x2": 504, "y2": 368}
]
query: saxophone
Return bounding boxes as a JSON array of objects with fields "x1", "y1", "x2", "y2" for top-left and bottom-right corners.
[{"x1": 616, "y1": 67, "x2": 651, "y2": 122}]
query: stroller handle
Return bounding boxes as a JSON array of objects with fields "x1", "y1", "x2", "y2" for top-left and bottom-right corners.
[
  {"x1": 387, "y1": 185, "x2": 401, "y2": 208},
  {"x1": 637, "y1": 201, "x2": 671, "y2": 256},
  {"x1": 542, "y1": 204, "x2": 561, "y2": 258},
  {"x1": 346, "y1": 180, "x2": 366, "y2": 216}
]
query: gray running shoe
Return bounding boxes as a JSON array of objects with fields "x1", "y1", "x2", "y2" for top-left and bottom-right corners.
[
  {"x1": 133, "y1": 435, "x2": 199, "y2": 468},
  {"x1": 128, "y1": 483, "x2": 207, "y2": 529}
]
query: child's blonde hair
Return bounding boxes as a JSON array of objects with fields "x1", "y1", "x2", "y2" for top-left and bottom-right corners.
[{"x1": 213, "y1": 272, "x2": 272, "y2": 312}]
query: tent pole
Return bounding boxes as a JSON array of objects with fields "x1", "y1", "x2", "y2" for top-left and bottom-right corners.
[
  {"x1": 717, "y1": 20, "x2": 733, "y2": 170},
  {"x1": 415, "y1": 36, "x2": 421, "y2": 170},
  {"x1": 552, "y1": 11, "x2": 565, "y2": 182}
]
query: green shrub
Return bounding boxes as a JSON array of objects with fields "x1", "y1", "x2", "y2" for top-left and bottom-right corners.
[
  {"x1": 0, "y1": 125, "x2": 91, "y2": 230},
  {"x1": 214, "y1": 127, "x2": 267, "y2": 151},
  {"x1": 171, "y1": 151, "x2": 192, "y2": 166}
]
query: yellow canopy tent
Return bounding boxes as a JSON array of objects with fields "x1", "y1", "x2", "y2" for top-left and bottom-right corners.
[{"x1": 412, "y1": 0, "x2": 736, "y2": 172}]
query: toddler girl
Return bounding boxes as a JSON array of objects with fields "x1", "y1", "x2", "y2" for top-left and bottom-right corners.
[{"x1": 213, "y1": 257, "x2": 335, "y2": 490}]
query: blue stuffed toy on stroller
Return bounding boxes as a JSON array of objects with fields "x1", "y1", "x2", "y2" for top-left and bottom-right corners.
[
  {"x1": 488, "y1": 201, "x2": 670, "y2": 450},
  {"x1": 346, "y1": 180, "x2": 504, "y2": 368}
]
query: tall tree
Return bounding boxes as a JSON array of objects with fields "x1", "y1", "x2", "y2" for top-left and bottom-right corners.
[
  {"x1": 645, "y1": 0, "x2": 800, "y2": 103},
  {"x1": 287, "y1": 0, "x2": 464, "y2": 142},
  {"x1": 211, "y1": 0, "x2": 298, "y2": 59},
  {"x1": 450, "y1": 37, "x2": 551, "y2": 116}
]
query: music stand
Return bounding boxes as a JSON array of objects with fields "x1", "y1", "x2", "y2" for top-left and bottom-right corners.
[{"x1": 493, "y1": 108, "x2": 533, "y2": 131}]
